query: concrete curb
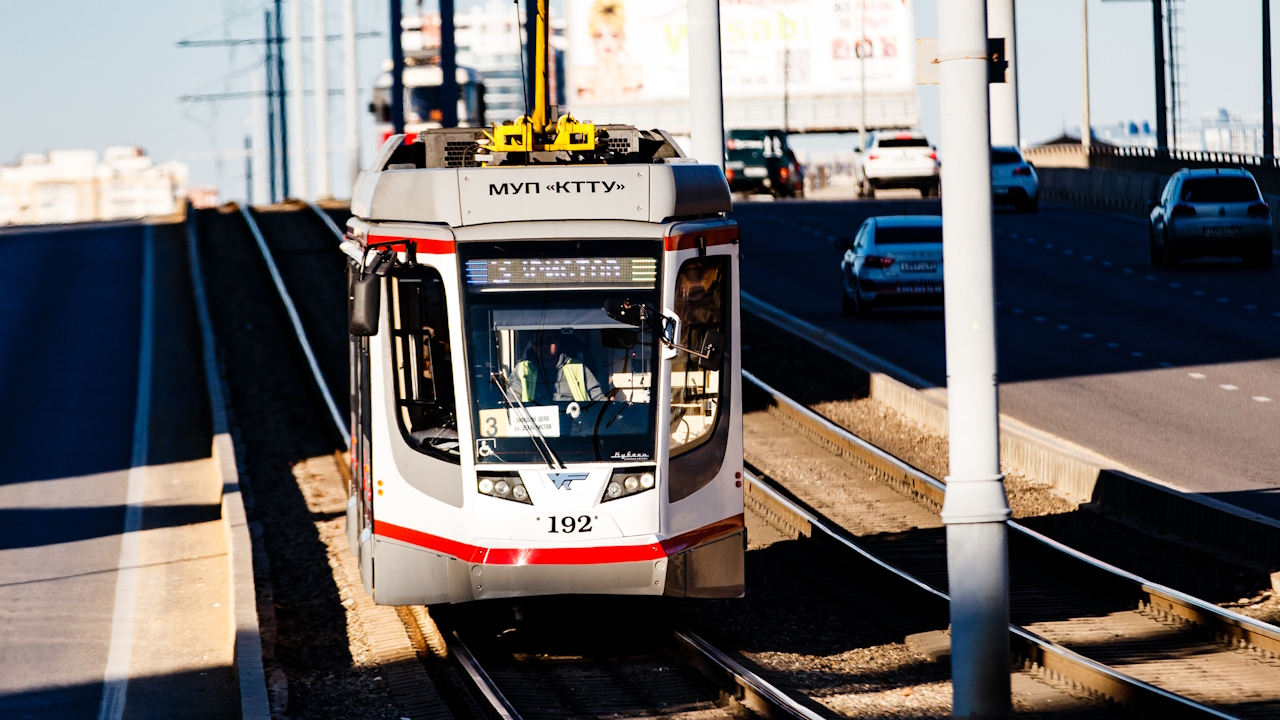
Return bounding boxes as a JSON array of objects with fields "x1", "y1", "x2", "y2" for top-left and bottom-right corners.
[
  {"x1": 741, "y1": 291, "x2": 1280, "y2": 565},
  {"x1": 186, "y1": 207, "x2": 272, "y2": 719}
]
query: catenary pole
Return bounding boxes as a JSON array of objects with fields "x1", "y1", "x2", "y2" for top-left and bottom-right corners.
[
  {"x1": 389, "y1": 0, "x2": 406, "y2": 134},
  {"x1": 1265, "y1": 0, "x2": 1274, "y2": 161},
  {"x1": 275, "y1": 0, "x2": 290, "y2": 198},
  {"x1": 1081, "y1": 0, "x2": 1090, "y2": 152},
  {"x1": 245, "y1": 136, "x2": 254, "y2": 204},
  {"x1": 290, "y1": 0, "x2": 310, "y2": 198},
  {"x1": 687, "y1": 0, "x2": 726, "y2": 171},
  {"x1": 936, "y1": 0, "x2": 1011, "y2": 717},
  {"x1": 313, "y1": 0, "x2": 331, "y2": 198},
  {"x1": 265, "y1": 10, "x2": 279, "y2": 203},
  {"x1": 342, "y1": 0, "x2": 362, "y2": 188},
  {"x1": 441, "y1": 0, "x2": 459, "y2": 127},
  {"x1": 986, "y1": 0, "x2": 1018, "y2": 146},
  {"x1": 1152, "y1": 0, "x2": 1168, "y2": 154}
]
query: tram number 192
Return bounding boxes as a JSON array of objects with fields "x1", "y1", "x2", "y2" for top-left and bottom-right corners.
[{"x1": 548, "y1": 515, "x2": 593, "y2": 533}]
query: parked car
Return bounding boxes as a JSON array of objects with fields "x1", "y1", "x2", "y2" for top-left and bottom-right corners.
[
  {"x1": 724, "y1": 129, "x2": 803, "y2": 198},
  {"x1": 991, "y1": 146, "x2": 1038, "y2": 213},
  {"x1": 1148, "y1": 168, "x2": 1273, "y2": 269},
  {"x1": 836, "y1": 215, "x2": 944, "y2": 316},
  {"x1": 853, "y1": 129, "x2": 940, "y2": 199}
]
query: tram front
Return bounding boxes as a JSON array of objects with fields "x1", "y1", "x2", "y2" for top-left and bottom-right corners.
[{"x1": 344, "y1": 128, "x2": 744, "y2": 605}]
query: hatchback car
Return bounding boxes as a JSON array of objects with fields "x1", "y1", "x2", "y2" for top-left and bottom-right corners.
[
  {"x1": 724, "y1": 129, "x2": 803, "y2": 198},
  {"x1": 836, "y1": 216, "x2": 944, "y2": 316},
  {"x1": 991, "y1": 146, "x2": 1038, "y2": 213},
  {"x1": 1149, "y1": 168, "x2": 1273, "y2": 269}
]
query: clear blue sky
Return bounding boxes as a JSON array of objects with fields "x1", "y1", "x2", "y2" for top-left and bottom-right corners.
[{"x1": 0, "y1": 0, "x2": 1273, "y2": 200}]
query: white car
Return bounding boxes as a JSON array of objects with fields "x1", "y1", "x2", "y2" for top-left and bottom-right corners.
[
  {"x1": 836, "y1": 215, "x2": 944, "y2": 315},
  {"x1": 854, "y1": 129, "x2": 940, "y2": 198},
  {"x1": 991, "y1": 146, "x2": 1039, "y2": 212},
  {"x1": 1148, "y1": 168, "x2": 1273, "y2": 268}
]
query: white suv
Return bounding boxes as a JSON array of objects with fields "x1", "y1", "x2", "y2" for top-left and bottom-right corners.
[{"x1": 854, "y1": 129, "x2": 940, "y2": 199}]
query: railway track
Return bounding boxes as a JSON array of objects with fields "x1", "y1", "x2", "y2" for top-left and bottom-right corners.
[
  {"x1": 222, "y1": 202, "x2": 1280, "y2": 718},
  {"x1": 741, "y1": 370, "x2": 1280, "y2": 719},
  {"x1": 231, "y1": 202, "x2": 852, "y2": 720}
]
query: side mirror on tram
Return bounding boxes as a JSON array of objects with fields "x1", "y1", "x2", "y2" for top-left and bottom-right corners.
[
  {"x1": 349, "y1": 273, "x2": 381, "y2": 336},
  {"x1": 696, "y1": 331, "x2": 726, "y2": 371}
]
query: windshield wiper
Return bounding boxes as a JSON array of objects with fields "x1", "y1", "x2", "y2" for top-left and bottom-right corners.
[{"x1": 490, "y1": 371, "x2": 564, "y2": 469}]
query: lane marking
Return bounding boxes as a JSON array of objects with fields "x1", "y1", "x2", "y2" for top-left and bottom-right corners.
[
  {"x1": 1158, "y1": 362, "x2": 1173, "y2": 368},
  {"x1": 1034, "y1": 316, "x2": 1046, "y2": 322},
  {"x1": 1102, "y1": 261, "x2": 1114, "y2": 267},
  {"x1": 1012, "y1": 308, "x2": 1024, "y2": 314},
  {"x1": 1064, "y1": 249, "x2": 1074, "y2": 255},
  {"x1": 1106, "y1": 342, "x2": 1120, "y2": 348},
  {"x1": 1083, "y1": 255, "x2": 1093, "y2": 261},
  {"x1": 1169, "y1": 283, "x2": 1180, "y2": 288},
  {"x1": 97, "y1": 226, "x2": 154, "y2": 720},
  {"x1": 1131, "y1": 352, "x2": 1143, "y2": 357},
  {"x1": 1056, "y1": 324, "x2": 1069, "y2": 330},
  {"x1": 1188, "y1": 373, "x2": 1207, "y2": 379},
  {"x1": 1217, "y1": 298, "x2": 1230, "y2": 303},
  {"x1": 1081, "y1": 333, "x2": 1094, "y2": 338},
  {"x1": 1145, "y1": 275, "x2": 1156, "y2": 281},
  {"x1": 1193, "y1": 290, "x2": 1206, "y2": 296},
  {"x1": 1245, "y1": 305, "x2": 1257, "y2": 310},
  {"x1": 1220, "y1": 385, "x2": 1239, "y2": 391},
  {"x1": 1044, "y1": 243, "x2": 1055, "y2": 249},
  {"x1": 1254, "y1": 396, "x2": 1272, "y2": 403},
  {"x1": 1123, "y1": 268, "x2": 1135, "y2": 274}
]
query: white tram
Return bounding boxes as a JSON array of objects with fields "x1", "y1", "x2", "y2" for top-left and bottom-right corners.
[{"x1": 340, "y1": 119, "x2": 744, "y2": 605}]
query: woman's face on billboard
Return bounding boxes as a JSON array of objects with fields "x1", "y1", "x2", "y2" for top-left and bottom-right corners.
[{"x1": 592, "y1": 27, "x2": 623, "y2": 57}]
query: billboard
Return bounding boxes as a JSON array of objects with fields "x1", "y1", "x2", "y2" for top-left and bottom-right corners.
[{"x1": 565, "y1": 0, "x2": 919, "y2": 133}]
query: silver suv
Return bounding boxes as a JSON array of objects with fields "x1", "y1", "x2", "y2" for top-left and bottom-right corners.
[{"x1": 1149, "y1": 168, "x2": 1273, "y2": 269}]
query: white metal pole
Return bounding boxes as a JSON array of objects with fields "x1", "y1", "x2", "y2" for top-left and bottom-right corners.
[
  {"x1": 342, "y1": 0, "x2": 361, "y2": 191},
  {"x1": 1081, "y1": 0, "x2": 1091, "y2": 152},
  {"x1": 313, "y1": 0, "x2": 332, "y2": 199},
  {"x1": 986, "y1": 0, "x2": 1018, "y2": 146},
  {"x1": 859, "y1": 5, "x2": 867, "y2": 146},
  {"x1": 290, "y1": 0, "x2": 310, "y2": 199},
  {"x1": 936, "y1": 0, "x2": 1011, "y2": 717},
  {"x1": 687, "y1": 0, "x2": 725, "y2": 171}
]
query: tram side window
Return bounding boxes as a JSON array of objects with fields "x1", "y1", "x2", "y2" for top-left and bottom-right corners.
[
  {"x1": 670, "y1": 256, "x2": 729, "y2": 456},
  {"x1": 391, "y1": 268, "x2": 460, "y2": 461}
]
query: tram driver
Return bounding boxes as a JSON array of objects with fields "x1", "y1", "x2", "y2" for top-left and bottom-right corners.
[{"x1": 515, "y1": 332, "x2": 607, "y2": 404}]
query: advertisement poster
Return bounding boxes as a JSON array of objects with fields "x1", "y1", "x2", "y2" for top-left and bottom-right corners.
[{"x1": 566, "y1": 0, "x2": 917, "y2": 130}]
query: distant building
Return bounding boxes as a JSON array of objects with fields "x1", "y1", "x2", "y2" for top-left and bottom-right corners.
[
  {"x1": 1093, "y1": 120, "x2": 1157, "y2": 149},
  {"x1": 0, "y1": 147, "x2": 191, "y2": 226},
  {"x1": 1201, "y1": 108, "x2": 1271, "y2": 156}
]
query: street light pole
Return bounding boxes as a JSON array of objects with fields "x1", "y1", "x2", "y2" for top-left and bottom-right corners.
[
  {"x1": 290, "y1": 0, "x2": 310, "y2": 198},
  {"x1": 314, "y1": 0, "x2": 331, "y2": 198},
  {"x1": 389, "y1": 0, "x2": 406, "y2": 134},
  {"x1": 986, "y1": 0, "x2": 1019, "y2": 147},
  {"x1": 1081, "y1": 0, "x2": 1091, "y2": 153},
  {"x1": 1152, "y1": 0, "x2": 1168, "y2": 154},
  {"x1": 688, "y1": 0, "x2": 726, "y2": 171},
  {"x1": 440, "y1": 0, "x2": 459, "y2": 127},
  {"x1": 1265, "y1": 0, "x2": 1274, "y2": 161},
  {"x1": 936, "y1": 0, "x2": 1011, "y2": 717},
  {"x1": 342, "y1": 0, "x2": 362, "y2": 188}
]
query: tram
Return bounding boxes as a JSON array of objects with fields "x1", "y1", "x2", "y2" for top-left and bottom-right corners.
[{"x1": 341, "y1": 0, "x2": 742, "y2": 606}]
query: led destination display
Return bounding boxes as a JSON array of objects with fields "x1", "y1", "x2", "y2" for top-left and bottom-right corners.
[{"x1": 465, "y1": 257, "x2": 657, "y2": 290}]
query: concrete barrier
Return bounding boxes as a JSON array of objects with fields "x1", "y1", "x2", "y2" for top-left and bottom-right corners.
[
  {"x1": 742, "y1": 291, "x2": 1280, "y2": 566},
  {"x1": 186, "y1": 207, "x2": 272, "y2": 719}
]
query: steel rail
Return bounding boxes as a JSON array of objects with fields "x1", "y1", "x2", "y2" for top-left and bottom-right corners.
[
  {"x1": 239, "y1": 203, "x2": 349, "y2": 449},
  {"x1": 446, "y1": 629, "x2": 523, "y2": 720},
  {"x1": 743, "y1": 368, "x2": 1275, "y2": 718}
]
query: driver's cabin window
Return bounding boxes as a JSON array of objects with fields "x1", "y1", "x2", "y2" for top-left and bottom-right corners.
[
  {"x1": 670, "y1": 256, "x2": 729, "y2": 456},
  {"x1": 391, "y1": 267, "x2": 459, "y2": 461}
]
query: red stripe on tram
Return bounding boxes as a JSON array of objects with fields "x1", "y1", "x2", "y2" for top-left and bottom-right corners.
[
  {"x1": 367, "y1": 235, "x2": 456, "y2": 255},
  {"x1": 374, "y1": 514, "x2": 744, "y2": 566}
]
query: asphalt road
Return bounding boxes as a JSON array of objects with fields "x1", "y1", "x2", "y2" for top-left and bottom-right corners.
[
  {"x1": 733, "y1": 198, "x2": 1280, "y2": 521},
  {"x1": 0, "y1": 220, "x2": 229, "y2": 717}
]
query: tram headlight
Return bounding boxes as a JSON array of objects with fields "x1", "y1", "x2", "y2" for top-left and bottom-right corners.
[
  {"x1": 602, "y1": 467, "x2": 657, "y2": 502},
  {"x1": 477, "y1": 473, "x2": 532, "y2": 505}
]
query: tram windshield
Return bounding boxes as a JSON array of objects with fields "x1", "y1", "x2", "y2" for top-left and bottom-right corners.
[{"x1": 460, "y1": 242, "x2": 662, "y2": 465}]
